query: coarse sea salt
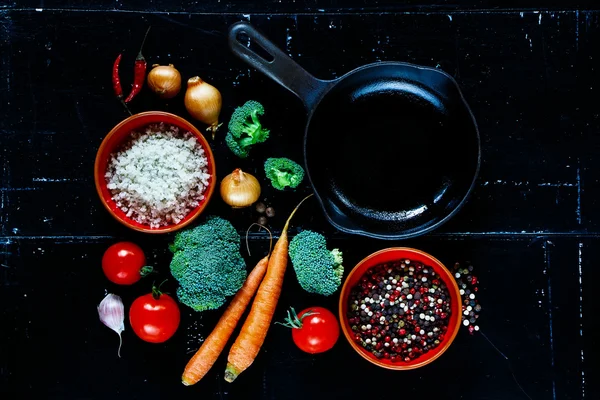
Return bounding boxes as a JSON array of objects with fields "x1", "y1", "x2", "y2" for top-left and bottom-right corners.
[{"x1": 105, "y1": 123, "x2": 211, "y2": 228}]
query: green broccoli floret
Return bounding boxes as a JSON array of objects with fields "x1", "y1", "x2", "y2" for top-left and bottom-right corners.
[
  {"x1": 169, "y1": 216, "x2": 247, "y2": 312},
  {"x1": 225, "y1": 100, "x2": 270, "y2": 158},
  {"x1": 225, "y1": 132, "x2": 250, "y2": 158},
  {"x1": 176, "y1": 286, "x2": 225, "y2": 312},
  {"x1": 264, "y1": 157, "x2": 305, "y2": 190},
  {"x1": 288, "y1": 230, "x2": 344, "y2": 296}
]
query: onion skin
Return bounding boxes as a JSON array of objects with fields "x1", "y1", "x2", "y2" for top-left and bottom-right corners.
[
  {"x1": 184, "y1": 76, "x2": 222, "y2": 139},
  {"x1": 147, "y1": 64, "x2": 182, "y2": 99},
  {"x1": 220, "y1": 169, "x2": 261, "y2": 208}
]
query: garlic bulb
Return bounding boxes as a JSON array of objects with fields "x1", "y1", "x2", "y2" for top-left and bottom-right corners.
[{"x1": 98, "y1": 293, "x2": 125, "y2": 358}]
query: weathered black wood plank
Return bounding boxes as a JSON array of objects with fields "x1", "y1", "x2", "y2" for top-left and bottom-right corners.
[
  {"x1": 0, "y1": 237, "x2": 582, "y2": 399},
  {"x1": 5, "y1": 1, "x2": 600, "y2": 13},
  {"x1": 1, "y1": 10, "x2": 599, "y2": 236}
]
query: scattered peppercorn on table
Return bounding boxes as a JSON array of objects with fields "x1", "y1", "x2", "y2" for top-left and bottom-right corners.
[{"x1": 0, "y1": 2, "x2": 596, "y2": 400}]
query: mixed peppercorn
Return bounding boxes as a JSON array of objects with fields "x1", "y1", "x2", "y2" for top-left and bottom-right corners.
[
  {"x1": 452, "y1": 262, "x2": 481, "y2": 334},
  {"x1": 347, "y1": 259, "x2": 452, "y2": 362},
  {"x1": 255, "y1": 201, "x2": 276, "y2": 226}
]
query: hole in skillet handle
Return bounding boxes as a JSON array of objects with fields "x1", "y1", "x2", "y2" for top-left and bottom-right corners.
[{"x1": 236, "y1": 31, "x2": 275, "y2": 63}]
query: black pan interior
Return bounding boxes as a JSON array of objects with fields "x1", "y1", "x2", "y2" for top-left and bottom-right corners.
[{"x1": 305, "y1": 64, "x2": 479, "y2": 238}]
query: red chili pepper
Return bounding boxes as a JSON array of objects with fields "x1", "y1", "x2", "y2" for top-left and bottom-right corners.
[
  {"x1": 112, "y1": 53, "x2": 123, "y2": 98},
  {"x1": 124, "y1": 27, "x2": 151, "y2": 103},
  {"x1": 112, "y1": 53, "x2": 131, "y2": 115},
  {"x1": 124, "y1": 57, "x2": 146, "y2": 103}
]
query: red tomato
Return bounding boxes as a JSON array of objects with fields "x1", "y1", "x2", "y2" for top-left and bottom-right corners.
[
  {"x1": 102, "y1": 242, "x2": 148, "y2": 285},
  {"x1": 129, "y1": 290, "x2": 180, "y2": 343},
  {"x1": 291, "y1": 307, "x2": 339, "y2": 354}
]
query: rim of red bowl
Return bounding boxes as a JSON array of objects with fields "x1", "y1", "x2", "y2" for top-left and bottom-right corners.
[
  {"x1": 338, "y1": 247, "x2": 462, "y2": 370},
  {"x1": 93, "y1": 111, "x2": 217, "y2": 234}
]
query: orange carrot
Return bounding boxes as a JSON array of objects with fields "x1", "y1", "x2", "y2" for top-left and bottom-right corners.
[
  {"x1": 182, "y1": 255, "x2": 269, "y2": 385},
  {"x1": 224, "y1": 194, "x2": 313, "y2": 383}
]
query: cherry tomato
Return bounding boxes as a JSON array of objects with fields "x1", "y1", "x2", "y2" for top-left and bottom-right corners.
[
  {"x1": 102, "y1": 242, "x2": 150, "y2": 285},
  {"x1": 129, "y1": 287, "x2": 180, "y2": 343},
  {"x1": 290, "y1": 307, "x2": 339, "y2": 354}
]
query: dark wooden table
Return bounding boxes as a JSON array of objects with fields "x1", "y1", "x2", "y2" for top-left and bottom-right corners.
[{"x1": 1, "y1": 1, "x2": 598, "y2": 399}]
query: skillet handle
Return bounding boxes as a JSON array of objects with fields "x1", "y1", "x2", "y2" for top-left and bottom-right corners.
[{"x1": 228, "y1": 22, "x2": 332, "y2": 110}]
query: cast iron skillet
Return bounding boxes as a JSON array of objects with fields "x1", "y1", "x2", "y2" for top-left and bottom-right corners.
[{"x1": 228, "y1": 22, "x2": 480, "y2": 240}]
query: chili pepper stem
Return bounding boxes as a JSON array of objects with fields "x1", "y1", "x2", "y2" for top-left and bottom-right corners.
[
  {"x1": 119, "y1": 97, "x2": 132, "y2": 115},
  {"x1": 136, "y1": 26, "x2": 152, "y2": 60}
]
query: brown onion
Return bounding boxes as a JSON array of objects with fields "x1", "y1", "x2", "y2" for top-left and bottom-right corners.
[
  {"x1": 184, "y1": 76, "x2": 222, "y2": 139},
  {"x1": 220, "y1": 168, "x2": 261, "y2": 208},
  {"x1": 147, "y1": 64, "x2": 181, "y2": 99}
]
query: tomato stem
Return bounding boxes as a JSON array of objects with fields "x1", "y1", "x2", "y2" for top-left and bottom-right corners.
[
  {"x1": 151, "y1": 279, "x2": 169, "y2": 300},
  {"x1": 140, "y1": 266, "x2": 154, "y2": 277},
  {"x1": 274, "y1": 307, "x2": 319, "y2": 330}
]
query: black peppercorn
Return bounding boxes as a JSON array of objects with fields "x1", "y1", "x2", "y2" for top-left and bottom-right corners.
[{"x1": 255, "y1": 202, "x2": 266, "y2": 213}]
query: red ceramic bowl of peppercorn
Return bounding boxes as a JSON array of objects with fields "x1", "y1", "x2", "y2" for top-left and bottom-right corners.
[
  {"x1": 339, "y1": 248, "x2": 462, "y2": 370},
  {"x1": 94, "y1": 111, "x2": 216, "y2": 234}
]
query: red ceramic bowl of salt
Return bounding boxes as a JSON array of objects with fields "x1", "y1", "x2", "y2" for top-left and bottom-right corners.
[
  {"x1": 94, "y1": 111, "x2": 216, "y2": 234},
  {"x1": 339, "y1": 247, "x2": 461, "y2": 370}
]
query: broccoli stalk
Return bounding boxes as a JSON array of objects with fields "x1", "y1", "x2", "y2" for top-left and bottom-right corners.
[
  {"x1": 264, "y1": 157, "x2": 305, "y2": 190},
  {"x1": 288, "y1": 230, "x2": 344, "y2": 296},
  {"x1": 225, "y1": 100, "x2": 270, "y2": 158},
  {"x1": 169, "y1": 216, "x2": 247, "y2": 311}
]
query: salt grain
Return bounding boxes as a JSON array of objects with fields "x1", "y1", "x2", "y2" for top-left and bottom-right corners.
[{"x1": 105, "y1": 123, "x2": 211, "y2": 228}]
